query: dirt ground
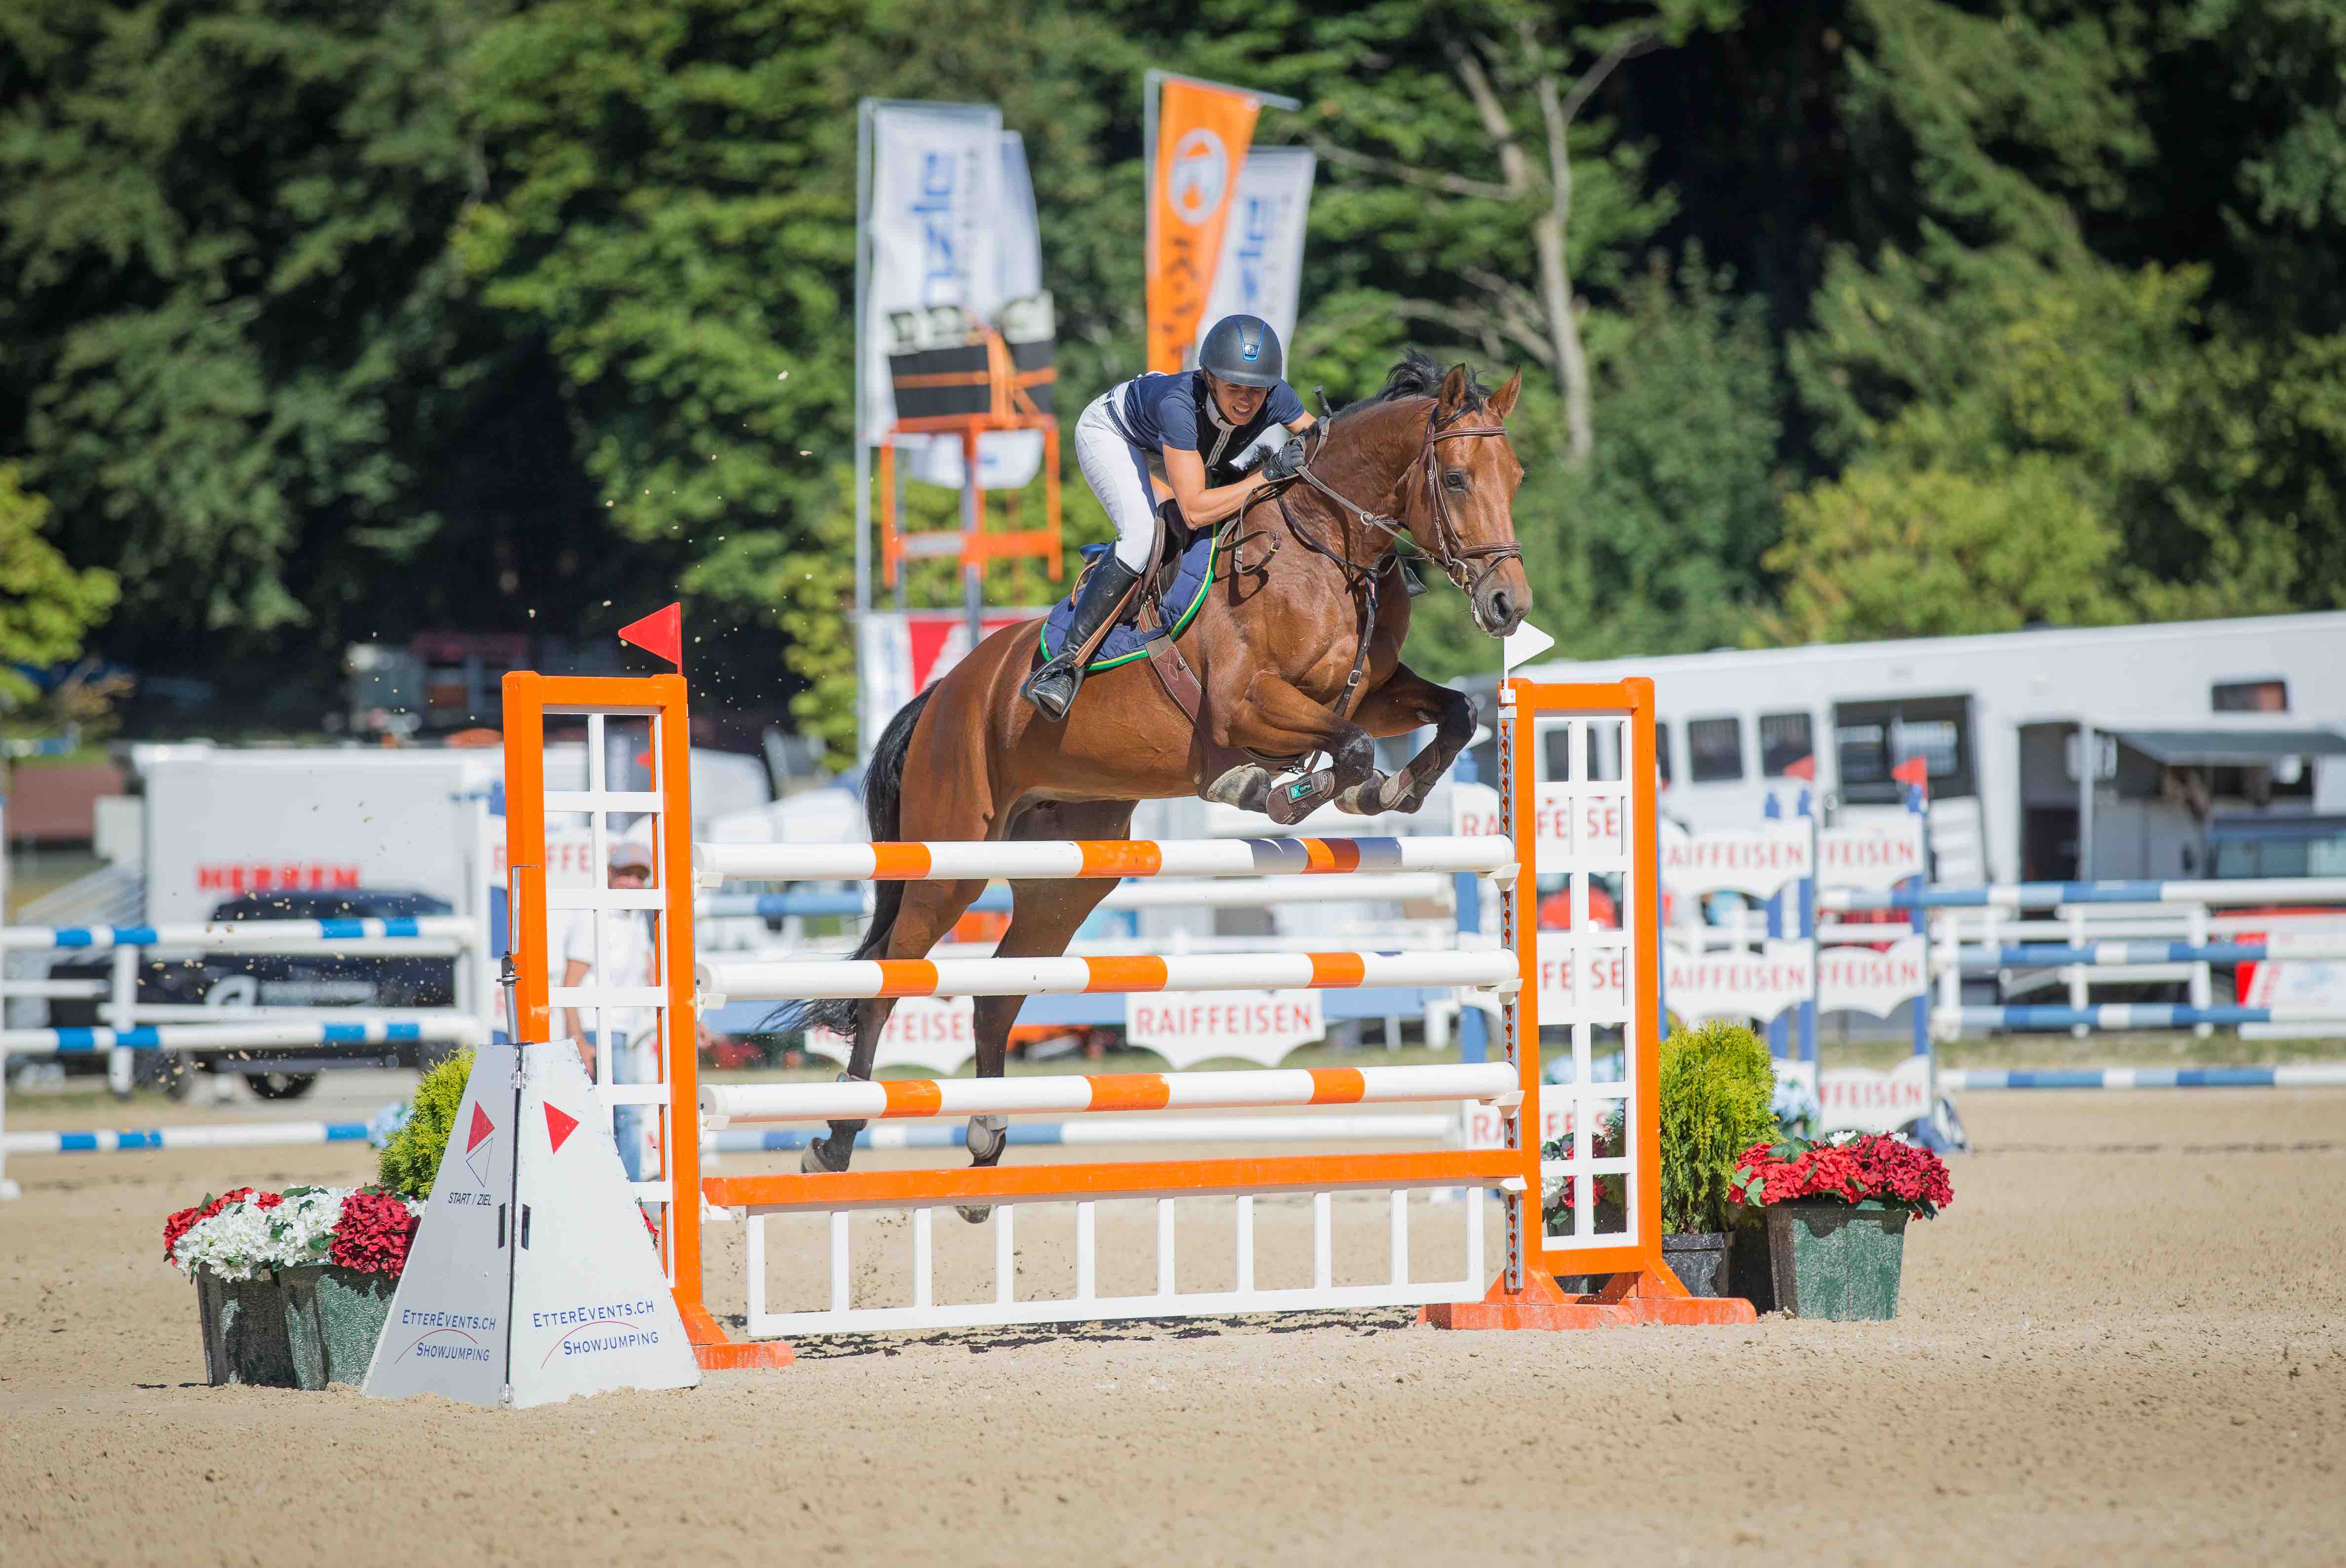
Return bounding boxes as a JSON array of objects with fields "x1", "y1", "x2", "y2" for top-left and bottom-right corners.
[{"x1": 2, "y1": 1087, "x2": 2343, "y2": 1567}]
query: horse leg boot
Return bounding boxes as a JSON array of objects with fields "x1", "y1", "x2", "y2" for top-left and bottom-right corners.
[
  {"x1": 1216, "y1": 672, "x2": 1381, "y2": 826},
  {"x1": 801, "y1": 995, "x2": 893, "y2": 1172},
  {"x1": 1020, "y1": 555, "x2": 1144, "y2": 721}
]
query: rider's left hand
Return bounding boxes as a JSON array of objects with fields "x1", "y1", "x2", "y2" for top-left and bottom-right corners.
[{"x1": 1264, "y1": 439, "x2": 1306, "y2": 482}]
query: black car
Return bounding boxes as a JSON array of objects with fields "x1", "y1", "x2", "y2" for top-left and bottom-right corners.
[{"x1": 46, "y1": 888, "x2": 462, "y2": 1100}]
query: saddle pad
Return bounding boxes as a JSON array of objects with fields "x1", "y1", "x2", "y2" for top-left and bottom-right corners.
[{"x1": 1039, "y1": 531, "x2": 1218, "y2": 673}]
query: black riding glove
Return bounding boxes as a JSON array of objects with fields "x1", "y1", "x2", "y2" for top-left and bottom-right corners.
[{"x1": 1263, "y1": 439, "x2": 1306, "y2": 482}]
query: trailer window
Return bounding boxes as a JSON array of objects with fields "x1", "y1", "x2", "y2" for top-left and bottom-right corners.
[
  {"x1": 1687, "y1": 718, "x2": 1743, "y2": 783},
  {"x1": 1655, "y1": 723, "x2": 1672, "y2": 786},
  {"x1": 2213, "y1": 679, "x2": 2287, "y2": 713},
  {"x1": 1836, "y1": 723, "x2": 1888, "y2": 785},
  {"x1": 1759, "y1": 712, "x2": 1814, "y2": 778},
  {"x1": 1895, "y1": 718, "x2": 1961, "y2": 778}
]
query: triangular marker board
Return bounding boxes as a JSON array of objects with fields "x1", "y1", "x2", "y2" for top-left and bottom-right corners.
[
  {"x1": 363, "y1": 1042, "x2": 702, "y2": 1408},
  {"x1": 1500, "y1": 618, "x2": 1555, "y2": 680}
]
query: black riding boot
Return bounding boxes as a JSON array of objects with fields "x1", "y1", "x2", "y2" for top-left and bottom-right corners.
[{"x1": 1021, "y1": 554, "x2": 1144, "y2": 721}]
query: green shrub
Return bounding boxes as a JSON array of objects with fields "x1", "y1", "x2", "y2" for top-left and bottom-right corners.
[
  {"x1": 376, "y1": 1048, "x2": 476, "y2": 1199},
  {"x1": 1659, "y1": 1020, "x2": 1777, "y2": 1235}
]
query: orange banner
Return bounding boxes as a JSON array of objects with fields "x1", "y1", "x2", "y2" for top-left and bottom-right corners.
[{"x1": 1147, "y1": 79, "x2": 1259, "y2": 373}]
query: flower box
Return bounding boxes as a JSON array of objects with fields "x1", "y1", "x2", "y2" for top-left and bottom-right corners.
[
  {"x1": 195, "y1": 1263, "x2": 399, "y2": 1389},
  {"x1": 167, "y1": 1186, "x2": 419, "y2": 1388},
  {"x1": 1761, "y1": 1202, "x2": 1909, "y2": 1321},
  {"x1": 1729, "y1": 1131, "x2": 1953, "y2": 1321},
  {"x1": 1659, "y1": 1230, "x2": 1734, "y2": 1298}
]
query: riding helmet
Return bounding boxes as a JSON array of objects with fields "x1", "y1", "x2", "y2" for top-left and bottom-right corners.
[{"x1": 1197, "y1": 314, "x2": 1284, "y2": 389}]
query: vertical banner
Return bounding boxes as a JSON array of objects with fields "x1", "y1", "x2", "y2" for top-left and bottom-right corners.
[
  {"x1": 1146, "y1": 77, "x2": 1261, "y2": 372},
  {"x1": 1192, "y1": 146, "x2": 1315, "y2": 363},
  {"x1": 860, "y1": 104, "x2": 1042, "y2": 490}
]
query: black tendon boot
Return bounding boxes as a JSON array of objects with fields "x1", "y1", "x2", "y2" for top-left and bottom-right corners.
[{"x1": 1021, "y1": 554, "x2": 1145, "y2": 721}]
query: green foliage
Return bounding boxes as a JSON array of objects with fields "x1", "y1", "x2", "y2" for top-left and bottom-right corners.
[
  {"x1": 376, "y1": 1048, "x2": 475, "y2": 1200},
  {"x1": 0, "y1": 465, "x2": 118, "y2": 708},
  {"x1": 1658, "y1": 1018, "x2": 1776, "y2": 1236}
]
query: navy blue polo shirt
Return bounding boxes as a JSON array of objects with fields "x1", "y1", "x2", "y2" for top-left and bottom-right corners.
[{"x1": 1112, "y1": 371, "x2": 1306, "y2": 483}]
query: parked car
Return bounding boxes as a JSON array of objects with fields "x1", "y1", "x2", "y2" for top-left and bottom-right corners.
[{"x1": 46, "y1": 888, "x2": 461, "y2": 1100}]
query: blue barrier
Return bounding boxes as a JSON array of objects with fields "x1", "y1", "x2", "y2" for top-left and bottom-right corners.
[
  {"x1": 1826, "y1": 876, "x2": 2346, "y2": 912},
  {"x1": 702, "y1": 891, "x2": 869, "y2": 919},
  {"x1": 1942, "y1": 1065, "x2": 2346, "y2": 1090},
  {"x1": 2, "y1": 1120, "x2": 377, "y2": 1154},
  {"x1": 1956, "y1": 941, "x2": 2346, "y2": 968},
  {"x1": 1945, "y1": 1003, "x2": 2346, "y2": 1031}
]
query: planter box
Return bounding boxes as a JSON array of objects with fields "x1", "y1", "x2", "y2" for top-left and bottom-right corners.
[
  {"x1": 195, "y1": 1265, "x2": 397, "y2": 1388},
  {"x1": 1661, "y1": 1231, "x2": 1734, "y2": 1298},
  {"x1": 1762, "y1": 1202, "x2": 1908, "y2": 1321}
]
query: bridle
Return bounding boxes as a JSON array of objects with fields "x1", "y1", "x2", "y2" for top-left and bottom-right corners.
[{"x1": 1269, "y1": 401, "x2": 1523, "y2": 602}]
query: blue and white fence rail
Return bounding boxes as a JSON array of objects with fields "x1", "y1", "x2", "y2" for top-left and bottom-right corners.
[
  {"x1": 1824, "y1": 878, "x2": 2346, "y2": 912},
  {"x1": 0, "y1": 1017, "x2": 487, "y2": 1056},
  {"x1": 1942, "y1": 1064, "x2": 2346, "y2": 1091}
]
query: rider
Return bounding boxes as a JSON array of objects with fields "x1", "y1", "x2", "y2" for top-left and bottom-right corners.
[{"x1": 1021, "y1": 313, "x2": 1318, "y2": 721}]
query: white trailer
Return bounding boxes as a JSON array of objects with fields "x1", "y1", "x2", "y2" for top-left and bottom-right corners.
[{"x1": 1503, "y1": 611, "x2": 2346, "y2": 886}]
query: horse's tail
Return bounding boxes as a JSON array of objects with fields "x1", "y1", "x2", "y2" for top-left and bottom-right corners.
[{"x1": 773, "y1": 687, "x2": 932, "y2": 1040}]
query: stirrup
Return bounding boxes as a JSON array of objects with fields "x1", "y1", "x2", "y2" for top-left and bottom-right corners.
[{"x1": 1022, "y1": 658, "x2": 1082, "y2": 721}]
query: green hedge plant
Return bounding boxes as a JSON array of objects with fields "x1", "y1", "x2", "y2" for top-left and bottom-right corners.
[
  {"x1": 1659, "y1": 1020, "x2": 1777, "y2": 1235},
  {"x1": 376, "y1": 1049, "x2": 475, "y2": 1200}
]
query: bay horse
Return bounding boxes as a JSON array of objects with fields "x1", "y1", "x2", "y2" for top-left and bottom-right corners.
[{"x1": 795, "y1": 353, "x2": 1531, "y2": 1207}]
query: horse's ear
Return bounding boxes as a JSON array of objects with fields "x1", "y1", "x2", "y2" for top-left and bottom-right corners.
[
  {"x1": 1489, "y1": 369, "x2": 1523, "y2": 422},
  {"x1": 1438, "y1": 364, "x2": 1470, "y2": 418}
]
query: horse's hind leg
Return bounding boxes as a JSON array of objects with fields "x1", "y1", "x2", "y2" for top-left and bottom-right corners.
[
  {"x1": 956, "y1": 800, "x2": 1133, "y2": 1223},
  {"x1": 803, "y1": 875, "x2": 986, "y2": 1173}
]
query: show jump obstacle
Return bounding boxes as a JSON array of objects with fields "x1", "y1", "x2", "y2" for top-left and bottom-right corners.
[{"x1": 501, "y1": 670, "x2": 1751, "y2": 1370}]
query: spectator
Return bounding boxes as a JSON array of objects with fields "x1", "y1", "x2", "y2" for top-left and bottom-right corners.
[{"x1": 562, "y1": 840, "x2": 658, "y2": 1180}]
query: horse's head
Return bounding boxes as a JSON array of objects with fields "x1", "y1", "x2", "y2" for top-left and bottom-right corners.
[{"x1": 1413, "y1": 363, "x2": 1529, "y2": 637}]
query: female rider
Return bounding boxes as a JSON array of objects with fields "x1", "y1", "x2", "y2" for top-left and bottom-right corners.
[{"x1": 1022, "y1": 313, "x2": 1317, "y2": 720}]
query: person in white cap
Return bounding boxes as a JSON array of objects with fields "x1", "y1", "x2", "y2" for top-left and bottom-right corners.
[{"x1": 562, "y1": 839, "x2": 658, "y2": 1181}]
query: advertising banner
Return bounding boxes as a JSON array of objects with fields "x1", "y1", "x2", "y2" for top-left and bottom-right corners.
[
  {"x1": 813, "y1": 995, "x2": 976, "y2": 1076},
  {"x1": 1147, "y1": 78, "x2": 1261, "y2": 371},
  {"x1": 856, "y1": 606, "x2": 1050, "y2": 752},
  {"x1": 861, "y1": 104, "x2": 1042, "y2": 489},
  {"x1": 1664, "y1": 940, "x2": 1816, "y2": 1023},
  {"x1": 1816, "y1": 936, "x2": 1928, "y2": 1018},
  {"x1": 1449, "y1": 779, "x2": 1622, "y2": 869},
  {"x1": 1125, "y1": 989, "x2": 1325, "y2": 1071},
  {"x1": 1660, "y1": 820, "x2": 1812, "y2": 899},
  {"x1": 1817, "y1": 820, "x2": 1926, "y2": 889},
  {"x1": 1191, "y1": 146, "x2": 1315, "y2": 362}
]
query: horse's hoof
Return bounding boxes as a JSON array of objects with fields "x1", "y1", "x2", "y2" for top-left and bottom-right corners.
[
  {"x1": 1334, "y1": 771, "x2": 1392, "y2": 815},
  {"x1": 956, "y1": 1205, "x2": 994, "y2": 1225},
  {"x1": 800, "y1": 1137, "x2": 849, "y2": 1174},
  {"x1": 966, "y1": 1114, "x2": 1008, "y2": 1164},
  {"x1": 1204, "y1": 763, "x2": 1273, "y2": 811}
]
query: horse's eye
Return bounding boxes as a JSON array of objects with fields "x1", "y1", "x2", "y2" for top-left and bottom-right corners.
[{"x1": 1443, "y1": 469, "x2": 1469, "y2": 493}]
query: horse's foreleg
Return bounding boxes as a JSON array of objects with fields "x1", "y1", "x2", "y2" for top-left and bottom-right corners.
[
  {"x1": 803, "y1": 877, "x2": 986, "y2": 1174},
  {"x1": 1337, "y1": 664, "x2": 1477, "y2": 815},
  {"x1": 956, "y1": 805, "x2": 1131, "y2": 1222},
  {"x1": 1209, "y1": 671, "x2": 1380, "y2": 826}
]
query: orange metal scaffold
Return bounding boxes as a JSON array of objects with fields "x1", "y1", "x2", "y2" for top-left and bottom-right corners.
[{"x1": 501, "y1": 671, "x2": 1751, "y2": 1369}]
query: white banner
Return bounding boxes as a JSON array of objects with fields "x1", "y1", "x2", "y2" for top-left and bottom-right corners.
[
  {"x1": 1665, "y1": 940, "x2": 1815, "y2": 1023},
  {"x1": 1191, "y1": 146, "x2": 1314, "y2": 361},
  {"x1": 1820, "y1": 1056, "x2": 1933, "y2": 1135},
  {"x1": 813, "y1": 995, "x2": 976, "y2": 1076},
  {"x1": 855, "y1": 607, "x2": 1050, "y2": 760},
  {"x1": 1817, "y1": 821, "x2": 1925, "y2": 889},
  {"x1": 861, "y1": 106, "x2": 1042, "y2": 489},
  {"x1": 1449, "y1": 781, "x2": 1621, "y2": 868},
  {"x1": 1660, "y1": 820, "x2": 1812, "y2": 899},
  {"x1": 1124, "y1": 990, "x2": 1325, "y2": 1071},
  {"x1": 1817, "y1": 937, "x2": 1928, "y2": 1018},
  {"x1": 1535, "y1": 938, "x2": 1632, "y2": 1022}
]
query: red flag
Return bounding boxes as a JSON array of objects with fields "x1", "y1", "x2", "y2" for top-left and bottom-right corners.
[
  {"x1": 1890, "y1": 756, "x2": 1929, "y2": 789},
  {"x1": 1782, "y1": 754, "x2": 1815, "y2": 782},
  {"x1": 617, "y1": 602, "x2": 683, "y2": 668}
]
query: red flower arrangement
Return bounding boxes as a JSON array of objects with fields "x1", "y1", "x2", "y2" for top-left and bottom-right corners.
[
  {"x1": 1731, "y1": 1132, "x2": 1953, "y2": 1219},
  {"x1": 1541, "y1": 1108, "x2": 1628, "y2": 1231},
  {"x1": 161, "y1": 1186, "x2": 282, "y2": 1262},
  {"x1": 328, "y1": 1189, "x2": 423, "y2": 1276}
]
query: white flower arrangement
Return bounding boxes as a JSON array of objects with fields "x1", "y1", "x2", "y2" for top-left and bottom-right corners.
[{"x1": 166, "y1": 1186, "x2": 419, "y2": 1281}]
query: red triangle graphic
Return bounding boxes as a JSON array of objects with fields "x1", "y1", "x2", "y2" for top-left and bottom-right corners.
[
  {"x1": 544, "y1": 1102, "x2": 580, "y2": 1153},
  {"x1": 466, "y1": 1101, "x2": 495, "y2": 1152},
  {"x1": 617, "y1": 602, "x2": 683, "y2": 668}
]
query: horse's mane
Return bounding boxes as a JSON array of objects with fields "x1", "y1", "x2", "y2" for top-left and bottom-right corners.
[{"x1": 1329, "y1": 349, "x2": 1489, "y2": 427}]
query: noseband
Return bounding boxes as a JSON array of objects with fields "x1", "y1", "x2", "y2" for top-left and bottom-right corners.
[{"x1": 1276, "y1": 405, "x2": 1524, "y2": 599}]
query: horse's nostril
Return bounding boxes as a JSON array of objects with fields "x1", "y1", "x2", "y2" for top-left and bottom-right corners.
[{"x1": 1489, "y1": 591, "x2": 1514, "y2": 624}]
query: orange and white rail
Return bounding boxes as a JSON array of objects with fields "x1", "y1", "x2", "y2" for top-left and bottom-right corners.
[
  {"x1": 693, "y1": 834, "x2": 1515, "y2": 886},
  {"x1": 696, "y1": 949, "x2": 1517, "y2": 1004},
  {"x1": 700, "y1": 1062, "x2": 1520, "y2": 1126}
]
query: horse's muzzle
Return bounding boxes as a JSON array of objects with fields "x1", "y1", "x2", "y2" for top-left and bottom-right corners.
[{"x1": 1472, "y1": 572, "x2": 1529, "y2": 638}]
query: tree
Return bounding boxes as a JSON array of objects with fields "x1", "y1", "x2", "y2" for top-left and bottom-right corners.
[
  {"x1": 1758, "y1": 460, "x2": 2125, "y2": 644},
  {"x1": 0, "y1": 465, "x2": 119, "y2": 709}
]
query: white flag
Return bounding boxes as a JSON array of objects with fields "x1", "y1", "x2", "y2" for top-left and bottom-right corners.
[
  {"x1": 860, "y1": 104, "x2": 1043, "y2": 490},
  {"x1": 1191, "y1": 146, "x2": 1316, "y2": 363}
]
